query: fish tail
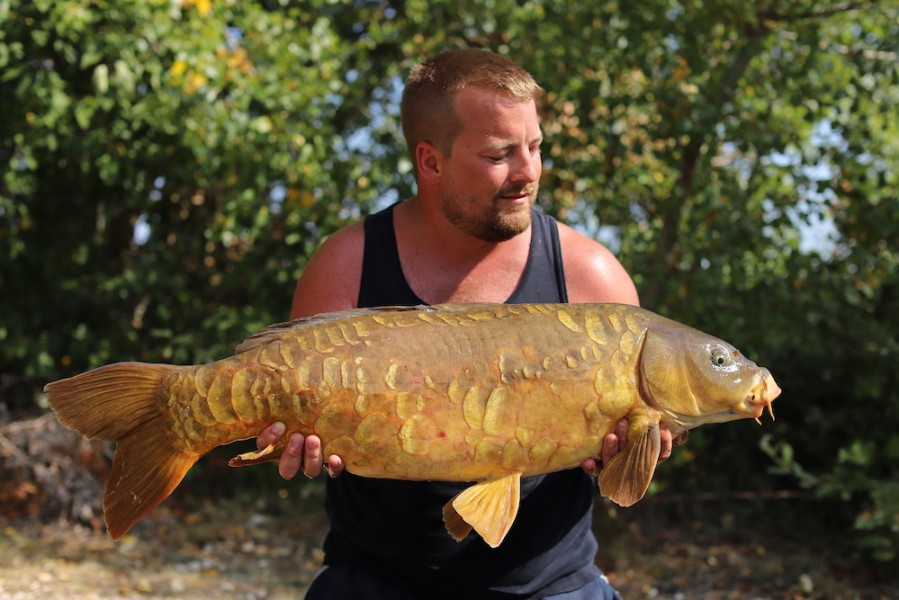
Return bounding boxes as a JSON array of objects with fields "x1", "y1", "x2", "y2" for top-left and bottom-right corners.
[{"x1": 44, "y1": 362, "x2": 200, "y2": 539}]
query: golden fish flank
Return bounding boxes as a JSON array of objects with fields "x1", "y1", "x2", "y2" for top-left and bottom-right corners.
[{"x1": 44, "y1": 302, "x2": 781, "y2": 548}]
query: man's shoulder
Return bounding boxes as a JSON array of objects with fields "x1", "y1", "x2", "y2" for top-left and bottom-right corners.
[
  {"x1": 291, "y1": 222, "x2": 365, "y2": 317},
  {"x1": 555, "y1": 220, "x2": 614, "y2": 260},
  {"x1": 318, "y1": 221, "x2": 366, "y2": 255},
  {"x1": 555, "y1": 221, "x2": 639, "y2": 305}
]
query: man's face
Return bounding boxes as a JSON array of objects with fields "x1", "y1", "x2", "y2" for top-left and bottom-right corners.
[{"x1": 438, "y1": 87, "x2": 543, "y2": 242}]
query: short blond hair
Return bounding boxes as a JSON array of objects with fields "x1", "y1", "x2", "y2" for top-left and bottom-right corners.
[{"x1": 400, "y1": 49, "x2": 543, "y2": 164}]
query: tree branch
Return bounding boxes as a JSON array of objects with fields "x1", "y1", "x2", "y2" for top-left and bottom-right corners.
[{"x1": 761, "y1": 1, "x2": 879, "y2": 22}]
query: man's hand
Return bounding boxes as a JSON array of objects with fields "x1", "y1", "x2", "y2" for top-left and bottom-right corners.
[
  {"x1": 581, "y1": 419, "x2": 688, "y2": 476},
  {"x1": 256, "y1": 422, "x2": 344, "y2": 480}
]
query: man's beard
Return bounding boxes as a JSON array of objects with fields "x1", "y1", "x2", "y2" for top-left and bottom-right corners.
[{"x1": 441, "y1": 186, "x2": 537, "y2": 243}]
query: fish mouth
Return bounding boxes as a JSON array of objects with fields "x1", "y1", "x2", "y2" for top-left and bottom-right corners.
[{"x1": 742, "y1": 371, "x2": 781, "y2": 424}]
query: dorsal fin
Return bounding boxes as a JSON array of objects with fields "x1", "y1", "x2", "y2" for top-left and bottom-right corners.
[
  {"x1": 234, "y1": 302, "x2": 517, "y2": 354},
  {"x1": 234, "y1": 305, "x2": 425, "y2": 354}
]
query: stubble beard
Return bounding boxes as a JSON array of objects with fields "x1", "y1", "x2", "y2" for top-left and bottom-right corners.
[{"x1": 441, "y1": 186, "x2": 537, "y2": 243}]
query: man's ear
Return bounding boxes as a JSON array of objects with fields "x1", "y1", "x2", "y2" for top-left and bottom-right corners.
[{"x1": 415, "y1": 141, "x2": 442, "y2": 180}]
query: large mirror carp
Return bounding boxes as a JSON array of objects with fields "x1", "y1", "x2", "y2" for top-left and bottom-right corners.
[{"x1": 45, "y1": 302, "x2": 780, "y2": 547}]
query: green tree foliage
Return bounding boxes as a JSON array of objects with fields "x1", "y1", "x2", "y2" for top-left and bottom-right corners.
[
  {"x1": 2, "y1": 0, "x2": 896, "y2": 562},
  {"x1": 1, "y1": 0, "x2": 407, "y2": 379}
]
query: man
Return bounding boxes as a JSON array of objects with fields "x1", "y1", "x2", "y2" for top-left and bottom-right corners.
[{"x1": 257, "y1": 49, "x2": 682, "y2": 599}]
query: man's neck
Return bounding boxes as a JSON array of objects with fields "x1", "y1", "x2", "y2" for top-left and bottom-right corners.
[{"x1": 392, "y1": 198, "x2": 532, "y2": 304}]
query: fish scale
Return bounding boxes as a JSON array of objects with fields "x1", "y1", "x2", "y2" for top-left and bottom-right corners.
[{"x1": 44, "y1": 302, "x2": 780, "y2": 547}]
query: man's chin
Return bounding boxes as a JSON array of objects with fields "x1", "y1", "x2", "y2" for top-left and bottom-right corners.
[{"x1": 487, "y1": 208, "x2": 532, "y2": 242}]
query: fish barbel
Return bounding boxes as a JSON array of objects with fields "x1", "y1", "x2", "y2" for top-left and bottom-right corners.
[{"x1": 44, "y1": 303, "x2": 780, "y2": 547}]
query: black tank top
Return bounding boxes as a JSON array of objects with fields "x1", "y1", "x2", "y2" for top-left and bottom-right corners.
[
  {"x1": 321, "y1": 204, "x2": 598, "y2": 598},
  {"x1": 357, "y1": 204, "x2": 569, "y2": 307}
]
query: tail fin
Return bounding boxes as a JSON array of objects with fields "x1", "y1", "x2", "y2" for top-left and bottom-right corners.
[{"x1": 44, "y1": 362, "x2": 200, "y2": 539}]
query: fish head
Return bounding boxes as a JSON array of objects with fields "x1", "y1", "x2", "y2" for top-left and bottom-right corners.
[{"x1": 638, "y1": 320, "x2": 781, "y2": 431}]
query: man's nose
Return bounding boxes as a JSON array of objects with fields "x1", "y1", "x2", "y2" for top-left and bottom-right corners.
[{"x1": 509, "y1": 152, "x2": 541, "y2": 184}]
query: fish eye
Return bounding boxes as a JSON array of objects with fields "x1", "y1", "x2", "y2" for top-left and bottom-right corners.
[{"x1": 710, "y1": 346, "x2": 732, "y2": 368}]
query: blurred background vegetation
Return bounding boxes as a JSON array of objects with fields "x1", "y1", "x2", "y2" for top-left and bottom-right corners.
[{"x1": 1, "y1": 0, "x2": 897, "y2": 572}]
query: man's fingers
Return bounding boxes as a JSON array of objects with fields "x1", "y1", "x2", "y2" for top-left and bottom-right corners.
[
  {"x1": 257, "y1": 421, "x2": 286, "y2": 450},
  {"x1": 278, "y1": 432, "x2": 305, "y2": 480},
  {"x1": 326, "y1": 455, "x2": 345, "y2": 478},
  {"x1": 581, "y1": 457, "x2": 599, "y2": 477},
  {"x1": 615, "y1": 418, "x2": 628, "y2": 445},
  {"x1": 600, "y1": 433, "x2": 619, "y2": 468},
  {"x1": 302, "y1": 434, "x2": 324, "y2": 478},
  {"x1": 593, "y1": 419, "x2": 684, "y2": 471},
  {"x1": 658, "y1": 428, "x2": 673, "y2": 462}
]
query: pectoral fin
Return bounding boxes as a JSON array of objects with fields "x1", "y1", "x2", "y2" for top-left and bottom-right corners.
[
  {"x1": 229, "y1": 443, "x2": 285, "y2": 467},
  {"x1": 598, "y1": 416, "x2": 661, "y2": 507},
  {"x1": 442, "y1": 472, "x2": 521, "y2": 548}
]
